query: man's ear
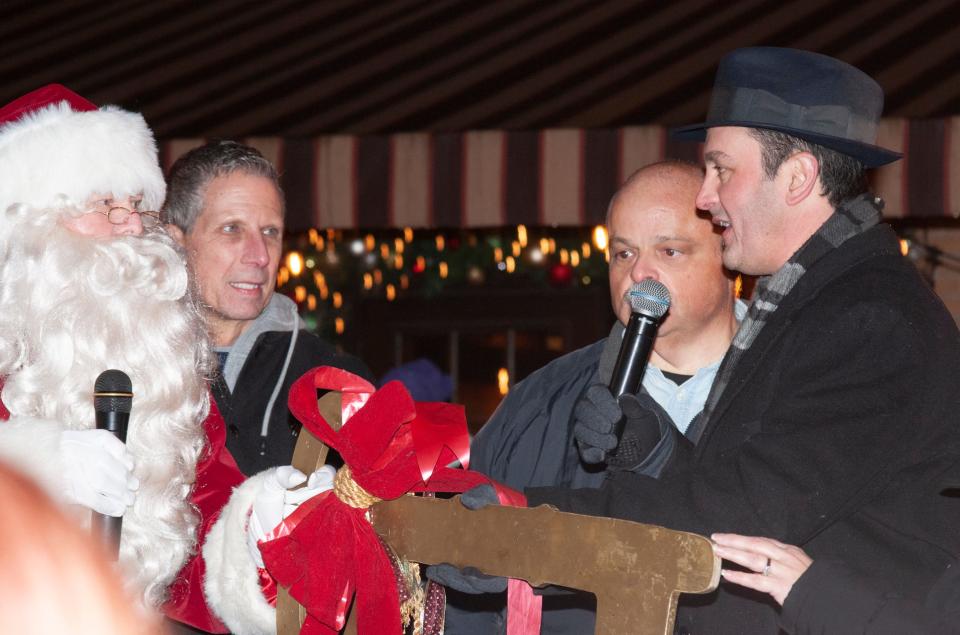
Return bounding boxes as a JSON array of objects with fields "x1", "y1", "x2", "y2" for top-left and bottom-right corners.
[
  {"x1": 784, "y1": 152, "x2": 820, "y2": 206},
  {"x1": 165, "y1": 223, "x2": 186, "y2": 246}
]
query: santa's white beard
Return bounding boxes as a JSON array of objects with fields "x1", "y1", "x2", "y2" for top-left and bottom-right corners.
[{"x1": 0, "y1": 205, "x2": 212, "y2": 608}]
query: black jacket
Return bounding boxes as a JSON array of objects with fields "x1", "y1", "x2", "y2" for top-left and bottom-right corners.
[
  {"x1": 529, "y1": 223, "x2": 960, "y2": 634},
  {"x1": 781, "y1": 558, "x2": 960, "y2": 634},
  {"x1": 212, "y1": 329, "x2": 371, "y2": 475},
  {"x1": 446, "y1": 328, "x2": 686, "y2": 634}
]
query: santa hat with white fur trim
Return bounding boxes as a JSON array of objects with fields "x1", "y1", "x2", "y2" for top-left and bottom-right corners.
[{"x1": 0, "y1": 84, "x2": 166, "y2": 213}]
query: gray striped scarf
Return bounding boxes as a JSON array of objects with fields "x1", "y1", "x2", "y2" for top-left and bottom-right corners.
[{"x1": 689, "y1": 194, "x2": 883, "y2": 443}]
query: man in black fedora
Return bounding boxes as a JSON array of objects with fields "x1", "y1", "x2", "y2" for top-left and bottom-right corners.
[{"x1": 438, "y1": 48, "x2": 960, "y2": 633}]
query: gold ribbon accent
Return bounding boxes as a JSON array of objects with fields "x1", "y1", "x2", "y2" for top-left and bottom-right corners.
[
  {"x1": 380, "y1": 537, "x2": 426, "y2": 634},
  {"x1": 399, "y1": 559, "x2": 425, "y2": 633}
]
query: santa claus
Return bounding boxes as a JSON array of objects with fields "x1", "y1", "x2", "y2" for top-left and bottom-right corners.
[{"x1": 0, "y1": 85, "x2": 323, "y2": 634}]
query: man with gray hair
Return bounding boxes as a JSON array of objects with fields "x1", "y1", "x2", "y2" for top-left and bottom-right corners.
[{"x1": 164, "y1": 141, "x2": 370, "y2": 478}]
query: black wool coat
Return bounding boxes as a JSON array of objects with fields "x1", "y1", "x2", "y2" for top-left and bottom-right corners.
[
  {"x1": 212, "y1": 329, "x2": 372, "y2": 475},
  {"x1": 781, "y1": 556, "x2": 960, "y2": 634},
  {"x1": 528, "y1": 223, "x2": 960, "y2": 634}
]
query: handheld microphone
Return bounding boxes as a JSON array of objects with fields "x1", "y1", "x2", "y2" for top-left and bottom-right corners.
[
  {"x1": 610, "y1": 279, "x2": 671, "y2": 442},
  {"x1": 93, "y1": 369, "x2": 132, "y2": 559}
]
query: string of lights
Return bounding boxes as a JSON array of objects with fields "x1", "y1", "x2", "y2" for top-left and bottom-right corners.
[
  {"x1": 277, "y1": 225, "x2": 958, "y2": 345},
  {"x1": 277, "y1": 224, "x2": 612, "y2": 343}
]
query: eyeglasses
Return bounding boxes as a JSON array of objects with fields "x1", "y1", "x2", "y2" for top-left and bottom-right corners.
[{"x1": 89, "y1": 206, "x2": 161, "y2": 229}]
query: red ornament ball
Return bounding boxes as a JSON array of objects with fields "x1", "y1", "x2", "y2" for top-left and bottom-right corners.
[{"x1": 548, "y1": 263, "x2": 574, "y2": 286}]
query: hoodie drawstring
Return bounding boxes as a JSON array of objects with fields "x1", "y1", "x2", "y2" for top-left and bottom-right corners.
[{"x1": 258, "y1": 302, "x2": 301, "y2": 454}]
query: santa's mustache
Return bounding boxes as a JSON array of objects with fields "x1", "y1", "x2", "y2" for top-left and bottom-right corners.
[{"x1": 0, "y1": 205, "x2": 210, "y2": 607}]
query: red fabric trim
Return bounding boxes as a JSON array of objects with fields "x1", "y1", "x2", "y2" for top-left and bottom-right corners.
[
  {"x1": 507, "y1": 578, "x2": 543, "y2": 635},
  {"x1": 0, "y1": 378, "x2": 8, "y2": 420},
  {"x1": 490, "y1": 484, "x2": 541, "y2": 635},
  {"x1": 259, "y1": 567, "x2": 279, "y2": 608},
  {"x1": 164, "y1": 397, "x2": 246, "y2": 633},
  {"x1": 0, "y1": 84, "x2": 97, "y2": 126}
]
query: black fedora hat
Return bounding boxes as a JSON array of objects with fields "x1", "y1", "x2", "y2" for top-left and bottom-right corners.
[{"x1": 673, "y1": 47, "x2": 901, "y2": 168}]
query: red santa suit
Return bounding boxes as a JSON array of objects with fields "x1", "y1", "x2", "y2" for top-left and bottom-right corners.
[
  {"x1": 0, "y1": 85, "x2": 278, "y2": 635},
  {"x1": 165, "y1": 400, "x2": 247, "y2": 632}
]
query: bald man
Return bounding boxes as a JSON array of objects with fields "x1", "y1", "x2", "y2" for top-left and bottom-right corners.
[{"x1": 445, "y1": 161, "x2": 745, "y2": 634}]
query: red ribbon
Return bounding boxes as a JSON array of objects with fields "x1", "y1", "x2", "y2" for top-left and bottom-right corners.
[
  {"x1": 260, "y1": 367, "x2": 489, "y2": 635},
  {"x1": 496, "y1": 488, "x2": 542, "y2": 635}
]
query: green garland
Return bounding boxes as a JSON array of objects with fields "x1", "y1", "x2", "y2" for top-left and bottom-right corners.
[{"x1": 278, "y1": 225, "x2": 611, "y2": 343}]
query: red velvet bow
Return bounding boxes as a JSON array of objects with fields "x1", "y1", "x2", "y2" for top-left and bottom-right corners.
[{"x1": 259, "y1": 367, "x2": 489, "y2": 635}]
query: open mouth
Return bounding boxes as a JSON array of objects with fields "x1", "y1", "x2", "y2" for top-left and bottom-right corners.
[{"x1": 230, "y1": 282, "x2": 262, "y2": 291}]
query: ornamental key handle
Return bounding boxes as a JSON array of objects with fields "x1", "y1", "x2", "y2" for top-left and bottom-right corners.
[
  {"x1": 277, "y1": 390, "x2": 720, "y2": 635},
  {"x1": 369, "y1": 496, "x2": 719, "y2": 635}
]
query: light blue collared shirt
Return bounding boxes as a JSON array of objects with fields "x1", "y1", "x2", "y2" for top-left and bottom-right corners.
[{"x1": 642, "y1": 299, "x2": 748, "y2": 434}]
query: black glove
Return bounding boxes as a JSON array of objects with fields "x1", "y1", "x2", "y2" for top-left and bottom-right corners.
[
  {"x1": 607, "y1": 390, "x2": 668, "y2": 470},
  {"x1": 574, "y1": 384, "x2": 664, "y2": 469},
  {"x1": 459, "y1": 483, "x2": 500, "y2": 510},
  {"x1": 425, "y1": 484, "x2": 508, "y2": 594},
  {"x1": 426, "y1": 563, "x2": 507, "y2": 594}
]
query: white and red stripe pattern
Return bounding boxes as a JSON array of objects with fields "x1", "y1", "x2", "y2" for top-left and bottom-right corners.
[{"x1": 160, "y1": 119, "x2": 960, "y2": 230}]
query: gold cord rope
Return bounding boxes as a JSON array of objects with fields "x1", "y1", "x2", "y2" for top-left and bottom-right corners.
[{"x1": 333, "y1": 464, "x2": 382, "y2": 509}]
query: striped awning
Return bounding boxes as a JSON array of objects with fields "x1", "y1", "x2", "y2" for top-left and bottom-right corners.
[
  {"x1": 161, "y1": 118, "x2": 960, "y2": 230},
  {"x1": 6, "y1": 0, "x2": 960, "y2": 228}
]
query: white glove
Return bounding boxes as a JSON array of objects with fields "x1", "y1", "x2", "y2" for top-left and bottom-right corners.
[
  {"x1": 247, "y1": 465, "x2": 337, "y2": 568},
  {"x1": 283, "y1": 465, "x2": 336, "y2": 512},
  {"x1": 60, "y1": 429, "x2": 139, "y2": 517}
]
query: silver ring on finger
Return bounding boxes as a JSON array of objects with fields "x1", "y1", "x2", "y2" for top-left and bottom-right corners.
[{"x1": 762, "y1": 557, "x2": 772, "y2": 576}]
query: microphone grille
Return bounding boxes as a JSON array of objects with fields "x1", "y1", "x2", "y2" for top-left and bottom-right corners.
[
  {"x1": 628, "y1": 279, "x2": 671, "y2": 319},
  {"x1": 94, "y1": 369, "x2": 133, "y2": 413}
]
